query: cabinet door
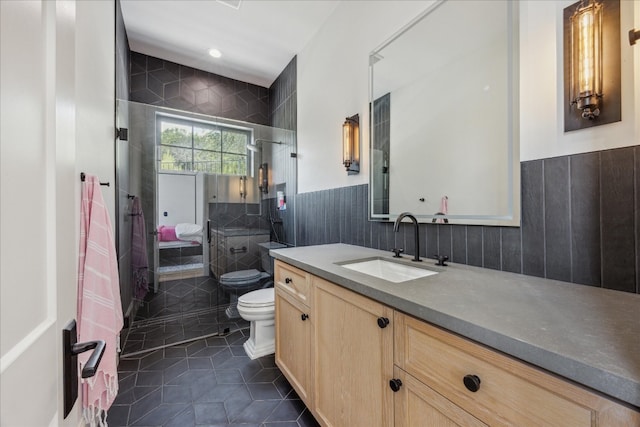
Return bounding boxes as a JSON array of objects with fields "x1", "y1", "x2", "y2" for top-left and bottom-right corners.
[
  {"x1": 394, "y1": 368, "x2": 487, "y2": 427},
  {"x1": 275, "y1": 286, "x2": 312, "y2": 404},
  {"x1": 313, "y1": 277, "x2": 394, "y2": 427}
]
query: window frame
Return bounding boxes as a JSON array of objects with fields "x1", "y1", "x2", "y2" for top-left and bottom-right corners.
[{"x1": 156, "y1": 114, "x2": 253, "y2": 176}]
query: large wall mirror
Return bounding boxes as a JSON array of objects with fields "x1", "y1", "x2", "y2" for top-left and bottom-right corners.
[{"x1": 369, "y1": 0, "x2": 520, "y2": 226}]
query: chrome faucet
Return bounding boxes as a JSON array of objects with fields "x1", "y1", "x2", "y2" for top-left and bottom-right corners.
[{"x1": 393, "y1": 212, "x2": 421, "y2": 262}]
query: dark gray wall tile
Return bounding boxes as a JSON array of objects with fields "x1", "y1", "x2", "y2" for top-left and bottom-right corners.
[
  {"x1": 296, "y1": 148, "x2": 638, "y2": 294},
  {"x1": 483, "y1": 227, "x2": 501, "y2": 270},
  {"x1": 425, "y1": 224, "x2": 438, "y2": 260},
  {"x1": 501, "y1": 226, "x2": 521, "y2": 273},
  {"x1": 544, "y1": 157, "x2": 571, "y2": 282},
  {"x1": 570, "y1": 152, "x2": 601, "y2": 286},
  {"x1": 521, "y1": 160, "x2": 545, "y2": 277},
  {"x1": 601, "y1": 148, "x2": 636, "y2": 292},
  {"x1": 130, "y1": 52, "x2": 270, "y2": 126},
  {"x1": 437, "y1": 225, "x2": 452, "y2": 260},
  {"x1": 467, "y1": 226, "x2": 483, "y2": 267},
  {"x1": 452, "y1": 226, "x2": 467, "y2": 264}
]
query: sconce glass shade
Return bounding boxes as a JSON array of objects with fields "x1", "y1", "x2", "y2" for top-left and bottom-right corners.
[
  {"x1": 239, "y1": 175, "x2": 246, "y2": 198},
  {"x1": 342, "y1": 114, "x2": 360, "y2": 175},
  {"x1": 570, "y1": 0, "x2": 603, "y2": 119},
  {"x1": 258, "y1": 163, "x2": 268, "y2": 194}
]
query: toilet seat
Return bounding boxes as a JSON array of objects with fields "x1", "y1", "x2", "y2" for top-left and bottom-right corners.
[
  {"x1": 220, "y1": 269, "x2": 265, "y2": 284},
  {"x1": 238, "y1": 288, "x2": 274, "y2": 308}
]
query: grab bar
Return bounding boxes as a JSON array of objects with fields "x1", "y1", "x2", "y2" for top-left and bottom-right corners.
[{"x1": 230, "y1": 246, "x2": 247, "y2": 254}]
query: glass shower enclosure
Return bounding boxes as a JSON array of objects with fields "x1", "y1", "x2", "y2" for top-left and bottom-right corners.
[{"x1": 115, "y1": 100, "x2": 296, "y2": 356}]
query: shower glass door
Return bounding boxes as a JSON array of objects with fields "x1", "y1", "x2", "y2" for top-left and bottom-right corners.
[{"x1": 117, "y1": 100, "x2": 297, "y2": 357}]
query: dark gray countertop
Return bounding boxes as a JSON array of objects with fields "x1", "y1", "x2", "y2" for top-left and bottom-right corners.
[{"x1": 270, "y1": 243, "x2": 640, "y2": 408}]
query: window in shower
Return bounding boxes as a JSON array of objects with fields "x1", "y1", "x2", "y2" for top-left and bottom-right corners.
[{"x1": 158, "y1": 116, "x2": 251, "y2": 175}]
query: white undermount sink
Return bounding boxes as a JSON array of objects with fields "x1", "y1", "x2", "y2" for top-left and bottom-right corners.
[{"x1": 340, "y1": 258, "x2": 438, "y2": 283}]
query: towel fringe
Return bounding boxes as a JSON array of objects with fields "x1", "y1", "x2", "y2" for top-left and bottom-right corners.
[{"x1": 81, "y1": 371, "x2": 119, "y2": 427}]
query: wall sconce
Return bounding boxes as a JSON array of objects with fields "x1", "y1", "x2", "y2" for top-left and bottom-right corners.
[
  {"x1": 569, "y1": 0, "x2": 603, "y2": 120},
  {"x1": 342, "y1": 114, "x2": 360, "y2": 175},
  {"x1": 563, "y1": 0, "x2": 620, "y2": 132},
  {"x1": 239, "y1": 175, "x2": 247, "y2": 199},
  {"x1": 258, "y1": 163, "x2": 268, "y2": 194}
]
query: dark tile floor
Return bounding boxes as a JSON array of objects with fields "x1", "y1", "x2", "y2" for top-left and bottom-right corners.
[
  {"x1": 135, "y1": 276, "x2": 226, "y2": 322},
  {"x1": 108, "y1": 329, "x2": 319, "y2": 427},
  {"x1": 123, "y1": 272, "x2": 239, "y2": 355}
]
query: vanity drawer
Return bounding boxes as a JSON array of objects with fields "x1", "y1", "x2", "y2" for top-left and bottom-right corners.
[
  {"x1": 275, "y1": 260, "x2": 310, "y2": 304},
  {"x1": 394, "y1": 312, "x2": 595, "y2": 426}
]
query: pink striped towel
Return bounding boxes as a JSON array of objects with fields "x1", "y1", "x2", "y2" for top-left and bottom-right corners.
[{"x1": 77, "y1": 174, "x2": 124, "y2": 426}]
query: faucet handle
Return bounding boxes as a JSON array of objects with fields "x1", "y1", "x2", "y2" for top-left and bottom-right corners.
[
  {"x1": 433, "y1": 255, "x2": 449, "y2": 266},
  {"x1": 392, "y1": 248, "x2": 404, "y2": 258}
]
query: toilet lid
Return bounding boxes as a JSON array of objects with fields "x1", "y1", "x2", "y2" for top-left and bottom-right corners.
[
  {"x1": 238, "y1": 288, "x2": 274, "y2": 307},
  {"x1": 220, "y1": 269, "x2": 262, "y2": 283}
]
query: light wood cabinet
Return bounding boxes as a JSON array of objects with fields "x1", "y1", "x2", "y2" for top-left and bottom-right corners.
[
  {"x1": 274, "y1": 261, "x2": 640, "y2": 427},
  {"x1": 394, "y1": 311, "x2": 640, "y2": 427},
  {"x1": 274, "y1": 261, "x2": 313, "y2": 405},
  {"x1": 393, "y1": 367, "x2": 487, "y2": 427},
  {"x1": 313, "y1": 276, "x2": 394, "y2": 427}
]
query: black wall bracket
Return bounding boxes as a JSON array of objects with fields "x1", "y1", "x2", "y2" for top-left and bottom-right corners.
[
  {"x1": 115, "y1": 127, "x2": 128, "y2": 141},
  {"x1": 62, "y1": 320, "x2": 106, "y2": 418}
]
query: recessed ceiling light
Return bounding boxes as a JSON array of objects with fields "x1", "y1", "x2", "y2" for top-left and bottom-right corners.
[{"x1": 208, "y1": 48, "x2": 222, "y2": 58}]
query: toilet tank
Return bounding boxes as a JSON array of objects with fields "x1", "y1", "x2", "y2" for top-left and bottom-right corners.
[
  {"x1": 259, "y1": 242, "x2": 287, "y2": 275},
  {"x1": 210, "y1": 228, "x2": 270, "y2": 278}
]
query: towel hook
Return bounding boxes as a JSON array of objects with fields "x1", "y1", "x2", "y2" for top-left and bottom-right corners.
[{"x1": 80, "y1": 172, "x2": 110, "y2": 186}]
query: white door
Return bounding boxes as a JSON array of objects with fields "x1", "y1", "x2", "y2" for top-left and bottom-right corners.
[{"x1": 1, "y1": 1, "x2": 115, "y2": 425}]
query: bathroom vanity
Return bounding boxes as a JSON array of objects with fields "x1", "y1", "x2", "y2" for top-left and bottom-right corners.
[{"x1": 272, "y1": 244, "x2": 640, "y2": 427}]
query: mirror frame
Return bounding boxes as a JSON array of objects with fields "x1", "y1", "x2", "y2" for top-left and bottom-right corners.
[{"x1": 368, "y1": 0, "x2": 520, "y2": 226}]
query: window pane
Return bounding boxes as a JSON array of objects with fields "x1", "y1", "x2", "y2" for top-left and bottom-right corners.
[
  {"x1": 160, "y1": 122, "x2": 192, "y2": 147},
  {"x1": 222, "y1": 153, "x2": 247, "y2": 175},
  {"x1": 194, "y1": 149, "x2": 221, "y2": 174},
  {"x1": 194, "y1": 126, "x2": 221, "y2": 150},
  {"x1": 222, "y1": 131, "x2": 249, "y2": 154},
  {"x1": 160, "y1": 146, "x2": 192, "y2": 171}
]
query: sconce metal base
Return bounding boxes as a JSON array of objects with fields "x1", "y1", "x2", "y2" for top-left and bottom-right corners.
[
  {"x1": 630, "y1": 29, "x2": 640, "y2": 45},
  {"x1": 345, "y1": 161, "x2": 360, "y2": 175}
]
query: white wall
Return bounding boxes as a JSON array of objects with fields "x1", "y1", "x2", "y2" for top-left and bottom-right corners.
[
  {"x1": 76, "y1": 0, "x2": 117, "y2": 221},
  {"x1": 297, "y1": 1, "x2": 434, "y2": 194},
  {"x1": 520, "y1": 0, "x2": 639, "y2": 161},
  {"x1": 297, "y1": 0, "x2": 640, "y2": 193},
  {"x1": 0, "y1": 1, "x2": 115, "y2": 425}
]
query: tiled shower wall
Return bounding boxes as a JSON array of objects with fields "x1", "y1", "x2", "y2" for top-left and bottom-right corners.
[
  {"x1": 266, "y1": 55, "x2": 298, "y2": 246},
  {"x1": 129, "y1": 52, "x2": 270, "y2": 126},
  {"x1": 270, "y1": 56, "x2": 297, "y2": 131},
  {"x1": 294, "y1": 145, "x2": 639, "y2": 295}
]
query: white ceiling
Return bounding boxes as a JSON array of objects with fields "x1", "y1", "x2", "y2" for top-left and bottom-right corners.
[{"x1": 120, "y1": 0, "x2": 340, "y2": 88}]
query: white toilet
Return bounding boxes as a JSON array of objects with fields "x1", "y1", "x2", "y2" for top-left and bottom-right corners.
[
  {"x1": 237, "y1": 287, "x2": 275, "y2": 359},
  {"x1": 221, "y1": 241, "x2": 285, "y2": 359}
]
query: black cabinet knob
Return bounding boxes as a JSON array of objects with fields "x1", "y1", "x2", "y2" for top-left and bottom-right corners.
[
  {"x1": 301, "y1": 313, "x2": 309, "y2": 321},
  {"x1": 377, "y1": 317, "x2": 390, "y2": 329},
  {"x1": 285, "y1": 277, "x2": 292, "y2": 284},
  {"x1": 463, "y1": 374, "x2": 481, "y2": 392},
  {"x1": 389, "y1": 378, "x2": 403, "y2": 392}
]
